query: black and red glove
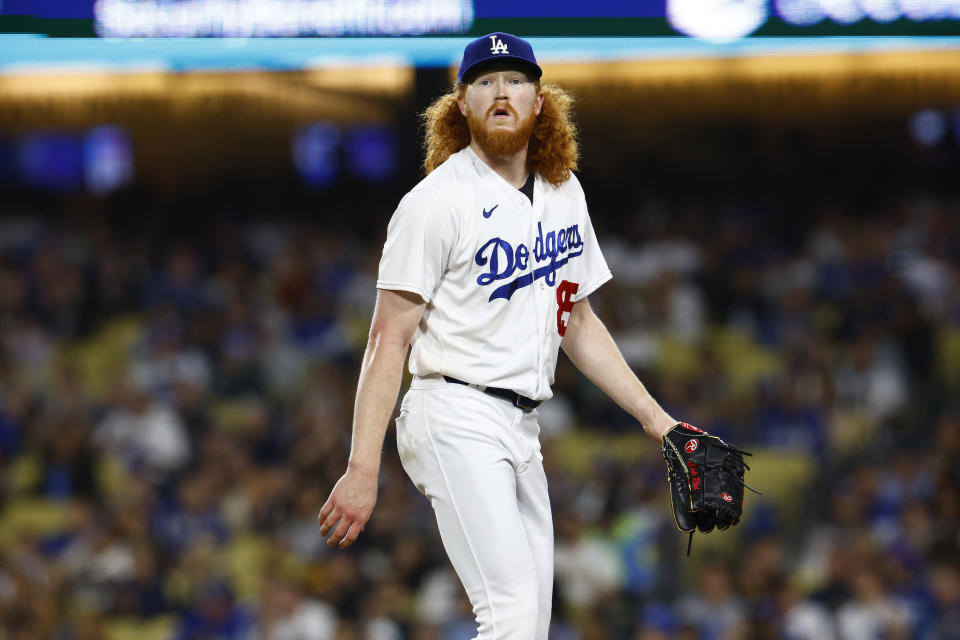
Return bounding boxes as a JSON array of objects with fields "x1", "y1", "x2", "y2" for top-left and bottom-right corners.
[{"x1": 661, "y1": 422, "x2": 757, "y2": 554}]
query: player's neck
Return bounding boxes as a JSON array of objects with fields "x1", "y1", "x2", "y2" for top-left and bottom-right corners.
[{"x1": 470, "y1": 141, "x2": 529, "y2": 189}]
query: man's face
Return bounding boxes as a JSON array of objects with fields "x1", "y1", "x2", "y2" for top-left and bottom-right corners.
[{"x1": 458, "y1": 66, "x2": 544, "y2": 157}]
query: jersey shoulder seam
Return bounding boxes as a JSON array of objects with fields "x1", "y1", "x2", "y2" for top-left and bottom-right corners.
[{"x1": 405, "y1": 187, "x2": 466, "y2": 266}]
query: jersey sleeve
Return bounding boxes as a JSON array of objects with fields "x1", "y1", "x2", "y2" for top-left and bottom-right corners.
[
  {"x1": 376, "y1": 189, "x2": 458, "y2": 303},
  {"x1": 570, "y1": 187, "x2": 612, "y2": 303}
]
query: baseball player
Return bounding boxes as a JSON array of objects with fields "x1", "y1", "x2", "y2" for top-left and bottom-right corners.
[{"x1": 317, "y1": 33, "x2": 745, "y2": 639}]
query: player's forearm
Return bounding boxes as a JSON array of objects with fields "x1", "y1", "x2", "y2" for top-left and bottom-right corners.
[
  {"x1": 347, "y1": 332, "x2": 409, "y2": 475},
  {"x1": 561, "y1": 305, "x2": 675, "y2": 442}
]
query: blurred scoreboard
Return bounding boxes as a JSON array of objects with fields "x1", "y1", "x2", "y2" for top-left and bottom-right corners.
[
  {"x1": 2, "y1": 0, "x2": 960, "y2": 38},
  {"x1": 2, "y1": 0, "x2": 959, "y2": 192}
]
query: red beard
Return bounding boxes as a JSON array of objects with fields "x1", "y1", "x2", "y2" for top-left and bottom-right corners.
[{"x1": 466, "y1": 102, "x2": 537, "y2": 157}]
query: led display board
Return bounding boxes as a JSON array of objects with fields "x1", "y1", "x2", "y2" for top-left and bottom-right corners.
[{"x1": 2, "y1": 0, "x2": 960, "y2": 37}]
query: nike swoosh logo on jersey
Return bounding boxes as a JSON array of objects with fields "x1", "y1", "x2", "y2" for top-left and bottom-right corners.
[{"x1": 482, "y1": 204, "x2": 498, "y2": 218}]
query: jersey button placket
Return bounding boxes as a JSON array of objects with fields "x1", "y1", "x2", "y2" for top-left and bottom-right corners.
[{"x1": 529, "y1": 198, "x2": 547, "y2": 400}]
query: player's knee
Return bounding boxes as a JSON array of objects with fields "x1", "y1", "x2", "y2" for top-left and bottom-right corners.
[{"x1": 490, "y1": 587, "x2": 540, "y2": 639}]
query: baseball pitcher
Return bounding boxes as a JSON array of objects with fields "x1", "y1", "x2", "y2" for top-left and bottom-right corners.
[{"x1": 318, "y1": 32, "x2": 751, "y2": 639}]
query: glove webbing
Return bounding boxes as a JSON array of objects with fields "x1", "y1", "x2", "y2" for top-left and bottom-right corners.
[{"x1": 683, "y1": 444, "x2": 761, "y2": 556}]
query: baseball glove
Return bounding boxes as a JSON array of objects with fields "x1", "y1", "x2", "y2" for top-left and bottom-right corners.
[{"x1": 661, "y1": 422, "x2": 757, "y2": 554}]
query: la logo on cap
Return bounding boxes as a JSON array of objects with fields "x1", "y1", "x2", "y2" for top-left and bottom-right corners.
[{"x1": 489, "y1": 35, "x2": 509, "y2": 54}]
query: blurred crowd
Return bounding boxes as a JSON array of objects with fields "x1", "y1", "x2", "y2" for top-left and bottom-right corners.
[{"x1": 0, "y1": 181, "x2": 958, "y2": 640}]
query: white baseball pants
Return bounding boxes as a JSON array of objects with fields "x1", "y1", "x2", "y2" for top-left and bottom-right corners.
[{"x1": 396, "y1": 375, "x2": 553, "y2": 640}]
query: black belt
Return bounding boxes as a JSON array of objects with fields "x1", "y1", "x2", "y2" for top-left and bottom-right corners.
[{"x1": 442, "y1": 376, "x2": 542, "y2": 412}]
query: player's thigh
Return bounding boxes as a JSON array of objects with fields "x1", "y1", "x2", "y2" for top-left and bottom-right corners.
[
  {"x1": 516, "y1": 410, "x2": 552, "y2": 545},
  {"x1": 515, "y1": 443, "x2": 554, "y2": 640},
  {"x1": 516, "y1": 452, "x2": 553, "y2": 575},
  {"x1": 398, "y1": 387, "x2": 538, "y2": 588}
]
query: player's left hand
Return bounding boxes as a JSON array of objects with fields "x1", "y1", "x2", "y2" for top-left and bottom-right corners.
[
  {"x1": 317, "y1": 466, "x2": 378, "y2": 549},
  {"x1": 661, "y1": 422, "x2": 759, "y2": 554}
]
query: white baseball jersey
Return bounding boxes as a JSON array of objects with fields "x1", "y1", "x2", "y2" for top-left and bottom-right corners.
[{"x1": 377, "y1": 145, "x2": 611, "y2": 401}]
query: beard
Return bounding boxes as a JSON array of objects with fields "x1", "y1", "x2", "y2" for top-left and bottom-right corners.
[{"x1": 466, "y1": 102, "x2": 537, "y2": 158}]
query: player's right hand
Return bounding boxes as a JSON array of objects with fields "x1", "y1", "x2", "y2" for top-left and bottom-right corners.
[{"x1": 317, "y1": 467, "x2": 378, "y2": 549}]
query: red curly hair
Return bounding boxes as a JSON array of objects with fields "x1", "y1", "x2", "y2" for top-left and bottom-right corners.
[{"x1": 421, "y1": 82, "x2": 579, "y2": 187}]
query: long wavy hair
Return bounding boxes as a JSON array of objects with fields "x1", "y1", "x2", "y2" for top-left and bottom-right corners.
[{"x1": 421, "y1": 83, "x2": 579, "y2": 187}]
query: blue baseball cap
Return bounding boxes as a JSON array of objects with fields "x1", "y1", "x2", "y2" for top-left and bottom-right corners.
[{"x1": 457, "y1": 32, "x2": 543, "y2": 85}]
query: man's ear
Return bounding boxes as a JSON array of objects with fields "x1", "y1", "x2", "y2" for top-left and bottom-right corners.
[
  {"x1": 534, "y1": 89, "x2": 545, "y2": 116},
  {"x1": 457, "y1": 92, "x2": 468, "y2": 117}
]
